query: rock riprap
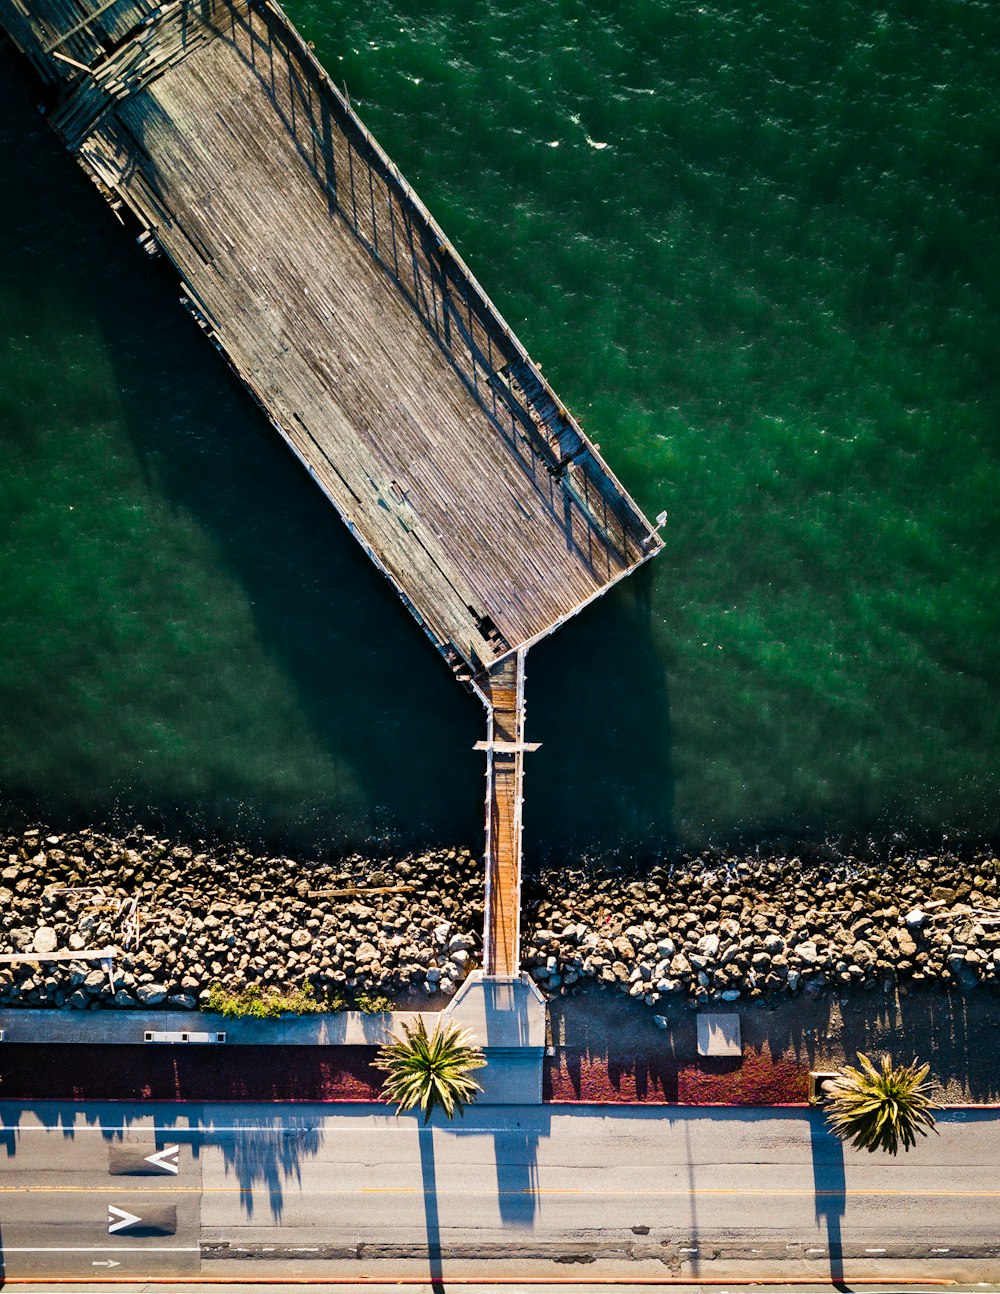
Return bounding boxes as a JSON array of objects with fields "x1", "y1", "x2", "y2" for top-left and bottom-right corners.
[
  {"x1": 2, "y1": 828, "x2": 998, "y2": 1012},
  {"x1": 523, "y1": 850, "x2": 1000, "y2": 1005},
  {"x1": 0, "y1": 827, "x2": 481, "y2": 1010}
]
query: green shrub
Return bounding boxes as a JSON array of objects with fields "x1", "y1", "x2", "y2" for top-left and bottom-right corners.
[
  {"x1": 356, "y1": 991, "x2": 393, "y2": 1014},
  {"x1": 202, "y1": 982, "x2": 342, "y2": 1019}
]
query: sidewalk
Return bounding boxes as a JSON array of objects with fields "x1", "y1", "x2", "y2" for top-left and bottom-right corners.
[
  {"x1": 0, "y1": 981, "x2": 996, "y2": 1107},
  {"x1": 546, "y1": 981, "x2": 1000, "y2": 1106}
]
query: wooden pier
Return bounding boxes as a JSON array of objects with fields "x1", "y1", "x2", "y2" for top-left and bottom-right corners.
[
  {"x1": 478, "y1": 653, "x2": 530, "y2": 978},
  {"x1": 1, "y1": 0, "x2": 664, "y2": 980}
]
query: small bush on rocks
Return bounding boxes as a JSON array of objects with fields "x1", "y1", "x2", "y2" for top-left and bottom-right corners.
[
  {"x1": 356, "y1": 992, "x2": 392, "y2": 1014},
  {"x1": 203, "y1": 982, "x2": 337, "y2": 1019}
]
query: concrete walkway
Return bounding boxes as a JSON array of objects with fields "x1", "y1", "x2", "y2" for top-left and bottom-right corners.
[{"x1": 0, "y1": 973, "x2": 548, "y2": 1105}]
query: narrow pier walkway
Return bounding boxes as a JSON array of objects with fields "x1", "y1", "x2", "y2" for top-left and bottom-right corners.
[{"x1": 481, "y1": 653, "x2": 528, "y2": 978}]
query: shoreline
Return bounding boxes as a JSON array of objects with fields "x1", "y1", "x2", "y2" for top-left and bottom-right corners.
[{"x1": 0, "y1": 823, "x2": 997, "y2": 1013}]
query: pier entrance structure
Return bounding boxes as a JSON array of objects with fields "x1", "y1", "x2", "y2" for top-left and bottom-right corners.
[{"x1": 2, "y1": 0, "x2": 664, "y2": 979}]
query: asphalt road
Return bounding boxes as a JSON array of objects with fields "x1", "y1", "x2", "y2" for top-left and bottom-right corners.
[{"x1": 0, "y1": 1101, "x2": 997, "y2": 1286}]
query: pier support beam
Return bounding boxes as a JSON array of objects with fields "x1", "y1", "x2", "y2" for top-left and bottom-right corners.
[{"x1": 480, "y1": 649, "x2": 529, "y2": 978}]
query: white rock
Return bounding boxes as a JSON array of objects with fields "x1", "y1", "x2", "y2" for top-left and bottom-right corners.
[
  {"x1": 135, "y1": 984, "x2": 168, "y2": 1005},
  {"x1": 33, "y1": 927, "x2": 58, "y2": 954},
  {"x1": 719, "y1": 989, "x2": 741, "y2": 1001},
  {"x1": 655, "y1": 937, "x2": 675, "y2": 957},
  {"x1": 652, "y1": 1014, "x2": 669, "y2": 1030},
  {"x1": 697, "y1": 933, "x2": 720, "y2": 957},
  {"x1": 905, "y1": 908, "x2": 927, "y2": 931},
  {"x1": 796, "y1": 941, "x2": 819, "y2": 964}
]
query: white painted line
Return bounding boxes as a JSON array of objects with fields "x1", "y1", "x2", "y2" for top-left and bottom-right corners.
[
  {"x1": 0, "y1": 1247, "x2": 199, "y2": 1253},
  {"x1": 866, "y1": 1247, "x2": 887, "y2": 1253},
  {"x1": 931, "y1": 1247, "x2": 951, "y2": 1253}
]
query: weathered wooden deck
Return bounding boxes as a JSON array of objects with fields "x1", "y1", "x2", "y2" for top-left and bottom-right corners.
[
  {"x1": 2, "y1": 0, "x2": 664, "y2": 980},
  {"x1": 3, "y1": 0, "x2": 661, "y2": 678}
]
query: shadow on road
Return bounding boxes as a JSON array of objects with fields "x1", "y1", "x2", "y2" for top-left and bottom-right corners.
[
  {"x1": 809, "y1": 1111, "x2": 848, "y2": 1291},
  {"x1": 491, "y1": 1124, "x2": 540, "y2": 1226},
  {"x1": 417, "y1": 1125, "x2": 445, "y2": 1294},
  {"x1": 0, "y1": 1102, "x2": 325, "y2": 1223}
]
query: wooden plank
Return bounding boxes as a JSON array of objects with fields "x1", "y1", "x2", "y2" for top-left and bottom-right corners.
[
  {"x1": 43, "y1": 0, "x2": 122, "y2": 53},
  {"x1": 473, "y1": 740, "x2": 541, "y2": 753},
  {"x1": 0, "y1": 946, "x2": 116, "y2": 963}
]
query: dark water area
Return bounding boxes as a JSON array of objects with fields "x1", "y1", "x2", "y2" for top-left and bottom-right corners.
[{"x1": 1, "y1": 0, "x2": 999, "y2": 859}]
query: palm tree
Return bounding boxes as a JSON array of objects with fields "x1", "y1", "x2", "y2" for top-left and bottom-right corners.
[
  {"x1": 824, "y1": 1052, "x2": 941, "y2": 1155},
  {"x1": 375, "y1": 1018, "x2": 486, "y2": 1122}
]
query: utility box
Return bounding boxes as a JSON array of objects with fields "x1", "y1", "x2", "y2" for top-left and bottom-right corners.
[
  {"x1": 144, "y1": 1030, "x2": 226, "y2": 1043},
  {"x1": 809, "y1": 1070, "x2": 841, "y2": 1104}
]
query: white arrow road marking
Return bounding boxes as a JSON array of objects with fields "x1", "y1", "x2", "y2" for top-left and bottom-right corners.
[
  {"x1": 108, "y1": 1205, "x2": 142, "y2": 1234},
  {"x1": 92, "y1": 1260, "x2": 121, "y2": 1268},
  {"x1": 144, "y1": 1144, "x2": 180, "y2": 1174}
]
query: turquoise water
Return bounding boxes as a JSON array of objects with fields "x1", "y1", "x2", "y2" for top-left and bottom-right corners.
[{"x1": 1, "y1": 0, "x2": 998, "y2": 854}]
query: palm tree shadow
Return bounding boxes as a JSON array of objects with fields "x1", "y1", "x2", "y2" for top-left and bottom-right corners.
[
  {"x1": 809, "y1": 1112, "x2": 849, "y2": 1292},
  {"x1": 417, "y1": 1125, "x2": 445, "y2": 1294}
]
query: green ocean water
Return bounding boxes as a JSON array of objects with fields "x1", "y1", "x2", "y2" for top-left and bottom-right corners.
[{"x1": 1, "y1": 0, "x2": 998, "y2": 855}]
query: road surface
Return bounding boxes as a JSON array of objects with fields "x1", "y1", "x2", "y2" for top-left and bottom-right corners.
[{"x1": 0, "y1": 1100, "x2": 997, "y2": 1287}]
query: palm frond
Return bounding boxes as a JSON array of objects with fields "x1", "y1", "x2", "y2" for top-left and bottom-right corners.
[
  {"x1": 375, "y1": 1018, "x2": 486, "y2": 1122},
  {"x1": 825, "y1": 1052, "x2": 941, "y2": 1156}
]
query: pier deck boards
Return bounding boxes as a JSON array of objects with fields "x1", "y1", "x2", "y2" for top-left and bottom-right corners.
[
  {"x1": 482, "y1": 654, "x2": 526, "y2": 978},
  {"x1": 4, "y1": 0, "x2": 661, "y2": 676}
]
